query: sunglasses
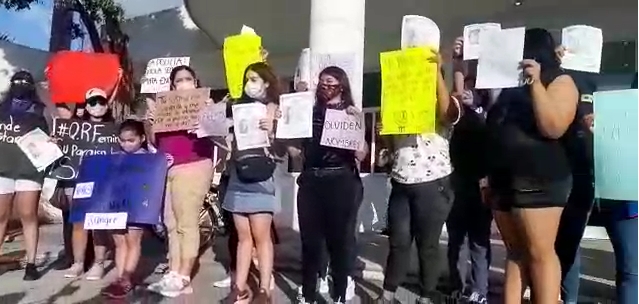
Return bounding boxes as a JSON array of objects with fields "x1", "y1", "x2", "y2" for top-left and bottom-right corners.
[{"x1": 86, "y1": 97, "x2": 108, "y2": 107}]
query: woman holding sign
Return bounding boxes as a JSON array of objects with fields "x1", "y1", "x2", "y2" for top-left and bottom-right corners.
[
  {"x1": 146, "y1": 66, "x2": 215, "y2": 298},
  {"x1": 222, "y1": 62, "x2": 282, "y2": 304},
  {"x1": 289, "y1": 66, "x2": 367, "y2": 304},
  {"x1": 0, "y1": 71, "x2": 50, "y2": 281},
  {"x1": 484, "y1": 28, "x2": 579, "y2": 304}
]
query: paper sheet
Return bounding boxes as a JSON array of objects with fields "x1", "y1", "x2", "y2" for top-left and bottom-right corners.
[
  {"x1": 16, "y1": 128, "x2": 63, "y2": 171},
  {"x1": 463, "y1": 23, "x2": 501, "y2": 60},
  {"x1": 561, "y1": 25, "x2": 603, "y2": 73},
  {"x1": 197, "y1": 102, "x2": 231, "y2": 138},
  {"x1": 276, "y1": 92, "x2": 314, "y2": 139},
  {"x1": 475, "y1": 27, "x2": 526, "y2": 89},
  {"x1": 320, "y1": 109, "x2": 365, "y2": 151},
  {"x1": 232, "y1": 103, "x2": 270, "y2": 151},
  {"x1": 401, "y1": 15, "x2": 440, "y2": 50}
]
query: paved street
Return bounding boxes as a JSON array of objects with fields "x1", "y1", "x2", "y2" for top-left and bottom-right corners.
[{"x1": 0, "y1": 224, "x2": 617, "y2": 303}]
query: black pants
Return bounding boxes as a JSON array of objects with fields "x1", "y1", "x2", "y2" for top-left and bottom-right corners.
[
  {"x1": 445, "y1": 173, "x2": 492, "y2": 295},
  {"x1": 383, "y1": 176, "x2": 454, "y2": 298},
  {"x1": 297, "y1": 168, "x2": 363, "y2": 301}
]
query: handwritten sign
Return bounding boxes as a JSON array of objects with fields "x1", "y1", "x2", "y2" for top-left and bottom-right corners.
[
  {"x1": 84, "y1": 212, "x2": 128, "y2": 230},
  {"x1": 475, "y1": 27, "x2": 526, "y2": 89},
  {"x1": 320, "y1": 109, "x2": 364, "y2": 151},
  {"x1": 594, "y1": 89, "x2": 638, "y2": 201},
  {"x1": 276, "y1": 92, "x2": 314, "y2": 139},
  {"x1": 197, "y1": 102, "x2": 230, "y2": 138},
  {"x1": 0, "y1": 114, "x2": 49, "y2": 180},
  {"x1": 401, "y1": 15, "x2": 440, "y2": 50},
  {"x1": 310, "y1": 52, "x2": 362, "y2": 108},
  {"x1": 140, "y1": 57, "x2": 190, "y2": 93},
  {"x1": 69, "y1": 153, "x2": 168, "y2": 226},
  {"x1": 379, "y1": 47, "x2": 437, "y2": 135},
  {"x1": 153, "y1": 88, "x2": 210, "y2": 133},
  {"x1": 232, "y1": 103, "x2": 270, "y2": 151},
  {"x1": 49, "y1": 119, "x2": 119, "y2": 181},
  {"x1": 223, "y1": 34, "x2": 263, "y2": 99},
  {"x1": 561, "y1": 25, "x2": 603, "y2": 73},
  {"x1": 463, "y1": 23, "x2": 501, "y2": 60}
]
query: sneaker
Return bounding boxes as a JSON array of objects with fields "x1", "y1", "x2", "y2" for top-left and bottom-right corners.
[
  {"x1": 102, "y1": 278, "x2": 133, "y2": 299},
  {"x1": 213, "y1": 275, "x2": 232, "y2": 288},
  {"x1": 64, "y1": 262, "x2": 84, "y2": 278},
  {"x1": 345, "y1": 276, "x2": 355, "y2": 301},
  {"x1": 318, "y1": 276, "x2": 330, "y2": 294},
  {"x1": 468, "y1": 292, "x2": 487, "y2": 304},
  {"x1": 158, "y1": 275, "x2": 193, "y2": 298},
  {"x1": 23, "y1": 263, "x2": 40, "y2": 281},
  {"x1": 147, "y1": 273, "x2": 176, "y2": 292},
  {"x1": 153, "y1": 263, "x2": 169, "y2": 274},
  {"x1": 85, "y1": 262, "x2": 104, "y2": 281}
]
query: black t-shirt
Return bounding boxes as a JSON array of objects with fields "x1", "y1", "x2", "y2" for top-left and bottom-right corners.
[
  {"x1": 449, "y1": 103, "x2": 489, "y2": 179},
  {"x1": 0, "y1": 112, "x2": 50, "y2": 182},
  {"x1": 562, "y1": 70, "x2": 597, "y2": 175},
  {"x1": 302, "y1": 103, "x2": 356, "y2": 170},
  {"x1": 485, "y1": 70, "x2": 576, "y2": 180}
]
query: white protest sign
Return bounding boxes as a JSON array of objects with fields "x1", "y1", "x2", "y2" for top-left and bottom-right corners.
[
  {"x1": 476, "y1": 27, "x2": 526, "y2": 89},
  {"x1": 41, "y1": 178, "x2": 58, "y2": 202},
  {"x1": 197, "y1": 102, "x2": 230, "y2": 138},
  {"x1": 310, "y1": 52, "x2": 362, "y2": 108},
  {"x1": 73, "y1": 182, "x2": 95, "y2": 199},
  {"x1": 276, "y1": 92, "x2": 314, "y2": 139},
  {"x1": 463, "y1": 23, "x2": 501, "y2": 60},
  {"x1": 561, "y1": 25, "x2": 603, "y2": 73},
  {"x1": 320, "y1": 109, "x2": 365, "y2": 151},
  {"x1": 241, "y1": 25, "x2": 257, "y2": 35},
  {"x1": 140, "y1": 57, "x2": 190, "y2": 93},
  {"x1": 401, "y1": 15, "x2": 440, "y2": 50},
  {"x1": 84, "y1": 212, "x2": 128, "y2": 230},
  {"x1": 294, "y1": 48, "x2": 311, "y2": 89},
  {"x1": 16, "y1": 128, "x2": 63, "y2": 171},
  {"x1": 232, "y1": 103, "x2": 270, "y2": 151}
]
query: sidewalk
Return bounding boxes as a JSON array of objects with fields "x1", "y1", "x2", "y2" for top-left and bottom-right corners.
[{"x1": 0, "y1": 224, "x2": 616, "y2": 303}]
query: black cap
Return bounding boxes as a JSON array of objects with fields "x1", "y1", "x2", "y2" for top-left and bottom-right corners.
[{"x1": 10, "y1": 70, "x2": 35, "y2": 85}]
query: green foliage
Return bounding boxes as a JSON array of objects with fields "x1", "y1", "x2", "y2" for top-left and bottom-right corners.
[
  {"x1": 0, "y1": 0, "x2": 40, "y2": 11},
  {"x1": 79, "y1": 0, "x2": 124, "y2": 25}
]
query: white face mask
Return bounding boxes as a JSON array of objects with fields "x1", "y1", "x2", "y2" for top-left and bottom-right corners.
[
  {"x1": 175, "y1": 82, "x2": 196, "y2": 91},
  {"x1": 86, "y1": 103, "x2": 108, "y2": 118},
  {"x1": 243, "y1": 71, "x2": 268, "y2": 100}
]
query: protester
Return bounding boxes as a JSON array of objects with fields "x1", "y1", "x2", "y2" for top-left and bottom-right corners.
[
  {"x1": 447, "y1": 37, "x2": 493, "y2": 304},
  {"x1": 73, "y1": 103, "x2": 85, "y2": 119},
  {"x1": 146, "y1": 65, "x2": 215, "y2": 297},
  {"x1": 485, "y1": 28, "x2": 579, "y2": 304},
  {"x1": 374, "y1": 51, "x2": 460, "y2": 304},
  {"x1": 0, "y1": 70, "x2": 50, "y2": 281},
  {"x1": 63, "y1": 88, "x2": 115, "y2": 280},
  {"x1": 100, "y1": 119, "x2": 153, "y2": 299},
  {"x1": 222, "y1": 62, "x2": 282, "y2": 304},
  {"x1": 285, "y1": 66, "x2": 365, "y2": 304}
]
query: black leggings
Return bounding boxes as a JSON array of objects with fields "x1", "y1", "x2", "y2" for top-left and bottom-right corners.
[{"x1": 297, "y1": 168, "x2": 363, "y2": 301}]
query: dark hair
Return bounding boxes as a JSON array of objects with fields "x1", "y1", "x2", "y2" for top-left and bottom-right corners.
[
  {"x1": 0, "y1": 70, "x2": 45, "y2": 115},
  {"x1": 169, "y1": 65, "x2": 199, "y2": 90},
  {"x1": 80, "y1": 101, "x2": 114, "y2": 122},
  {"x1": 241, "y1": 62, "x2": 281, "y2": 104},
  {"x1": 119, "y1": 119, "x2": 146, "y2": 137},
  {"x1": 523, "y1": 28, "x2": 561, "y2": 85},
  {"x1": 316, "y1": 66, "x2": 355, "y2": 108}
]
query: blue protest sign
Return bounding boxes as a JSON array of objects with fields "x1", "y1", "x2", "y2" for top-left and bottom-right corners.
[
  {"x1": 594, "y1": 89, "x2": 638, "y2": 201},
  {"x1": 69, "y1": 153, "x2": 167, "y2": 226}
]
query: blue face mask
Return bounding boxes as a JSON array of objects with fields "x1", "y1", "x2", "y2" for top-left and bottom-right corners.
[{"x1": 10, "y1": 98, "x2": 35, "y2": 114}]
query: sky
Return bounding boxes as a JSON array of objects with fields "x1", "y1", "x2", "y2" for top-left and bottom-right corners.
[
  {"x1": 0, "y1": 0, "x2": 54, "y2": 51},
  {"x1": 0, "y1": 0, "x2": 182, "y2": 51}
]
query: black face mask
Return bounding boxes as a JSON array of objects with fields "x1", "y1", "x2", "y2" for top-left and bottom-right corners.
[{"x1": 10, "y1": 83, "x2": 35, "y2": 99}]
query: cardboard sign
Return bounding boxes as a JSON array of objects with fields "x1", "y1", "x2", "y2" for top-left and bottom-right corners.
[
  {"x1": 46, "y1": 51, "x2": 120, "y2": 104},
  {"x1": 594, "y1": 89, "x2": 638, "y2": 201},
  {"x1": 69, "y1": 153, "x2": 168, "y2": 226},
  {"x1": 153, "y1": 88, "x2": 210, "y2": 133},
  {"x1": 380, "y1": 47, "x2": 437, "y2": 135},
  {"x1": 0, "y1": 114, "x2": 49, "y2": 180},
  {"x1": 140, "y1": 57, "x2": 191, "y2": 93},
  {"x1": 223, "y1": 34, "x2": 263, "y2": 98},
  {"x1": 49, "y1": 119, "x2": 119, "y2": 181},
  {"x1": 320, "y1": 109, "x2": 365, "y2": 151}
]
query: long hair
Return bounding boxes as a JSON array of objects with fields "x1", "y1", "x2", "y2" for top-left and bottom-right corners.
[
  {"x1": 240, "y1": 62, "x2": 281, "y2": 104},
  {"x1": 523, "y1": 28, "x2": 561, "y2": 85},
  {"x1": 316, "y1": 66, "x2": 355, "y2": 108},
  {"x1": 169, "y1": 65, "x2": 200, "y2": 90}
]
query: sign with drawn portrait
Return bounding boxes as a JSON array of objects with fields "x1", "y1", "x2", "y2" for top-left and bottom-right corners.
[
  {"x1": 231, "y1": 102, "x2": 270, "y2": 150},
  {"x1": 276, "y1": 92, "x2": 314, "y2": 139},
  {"x1": 463, "y1": 23, "x2": 501, "y2": 60},
  {"x1": 400, "y1": 15, "x2": 440, "y2": 50}
]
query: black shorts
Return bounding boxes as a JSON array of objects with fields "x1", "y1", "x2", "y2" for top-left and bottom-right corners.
[{"x1": 489, "y1": 175, "x2": 572, "y2": 211}]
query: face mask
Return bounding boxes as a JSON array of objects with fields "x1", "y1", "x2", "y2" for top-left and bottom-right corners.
[
  {"x1": 10, "y1": 83, "x2": 35, "y2": 99},
  {"x1": 86, "y1": 103, "x2": 108, "y2": 118},
  {"x1": 10, "y1": 98, "x2": 34, "y2": 114},
  {"x1": 317, "y1": 84, "x2": 341, "y2": 102},
  {"x1": 175, "y1": 82, "x2": 196, "y2": 91},
  {"x1": 244, "y1": 81, "x2": 267, "y2": 99}
]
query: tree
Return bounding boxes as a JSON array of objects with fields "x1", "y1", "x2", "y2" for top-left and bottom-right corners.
[{"x1": 1, "y1": 0, "x2": 39, "y2": 11}]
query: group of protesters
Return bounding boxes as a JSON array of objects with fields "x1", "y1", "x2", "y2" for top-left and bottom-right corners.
[{"x1": 0, "y1": 23, "x2": 637, "y2": 304}]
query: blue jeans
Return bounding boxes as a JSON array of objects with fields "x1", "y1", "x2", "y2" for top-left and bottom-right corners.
[{"x1": 560, "y1": 202, "x2": 638, "y2": 304}]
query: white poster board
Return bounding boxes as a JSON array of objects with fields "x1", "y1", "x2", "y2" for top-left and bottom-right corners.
[
  {"x1": 320, "y1": 109, "x2": 365, "y2": 151},
  {"x1": 232, "y1": 103, "x2": 270, "y2": 151},
  {"x1": 463, "y1": 23, "x2": 501, "y2": 60},
  {"x1": 276, "y1": 92, "x2": 314, "y2": 139},
  {"x1": 294, "y1": 48, "x2": 311, "y2": 90},
  {"x1": 475, "y1": 27, "x2": 526, "y2": 89},
  {"x1": 140, "y1": 57, "x2": 191, "y2": 93},
  {"x1": 561, "y1": 25, "x2": 603, "y2": 73},
  {"x1": 401, "y1": 15, "x2": 441, "y2": 50},
  {"x1": 197, "y1": 102, "x2": 230, "y2": 138}
]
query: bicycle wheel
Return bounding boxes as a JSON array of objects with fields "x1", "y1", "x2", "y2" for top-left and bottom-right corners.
[{"x1": 198, "y1": 205, "x2": 216, "y2": 250}]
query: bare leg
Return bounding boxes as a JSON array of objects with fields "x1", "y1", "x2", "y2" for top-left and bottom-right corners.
[
  {"x1": 13, "y1": 191, "x2": 41, "y2": 264},
  {"x1": 124, "y1": 229, "x2": 143, "y2": 278},
  {"x1": 514, "y1": 207, "x2": 563, "y2": 304},
  {"x1": 249, "y1": 213, "x2": 274, "y2": 293},
  {"x1": 0, "y1": 193, "x2": 14, "y2": 253},
  {"x1": 494, "y1": 210, "x2": 528, "y2": 304},
  {"x1": 71, "y1": 223, "x2": 88, "y2": 264},
  {"x1": 112, "y1": 232, "x2": 127, "y2": 278},
  {"x1": 92, "y1": 231, "x2": 108, "y2": 263},
  {"x1": 233, "y1": 214, "x2": 253, "y2": 298}
]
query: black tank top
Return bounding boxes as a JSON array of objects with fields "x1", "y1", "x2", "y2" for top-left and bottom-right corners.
[
  {"x1": 485, "y1": 70, "x2": 576, "y2": 179},
  {"x1": 302, "y1": 102, "x2": 356, "y2": 170}
]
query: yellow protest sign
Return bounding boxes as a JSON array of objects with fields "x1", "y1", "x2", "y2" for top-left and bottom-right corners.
[
  {"x1": 379, "y1": 47, "x2": 437, "y2": 135},
  {"x1": 223, "y1": 34, "x2": 263, "y2": 99}
]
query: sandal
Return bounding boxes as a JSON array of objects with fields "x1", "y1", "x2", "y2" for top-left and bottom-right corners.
[{"x1": 253, "y1": 289, "x2": 271, "y2": 304}]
